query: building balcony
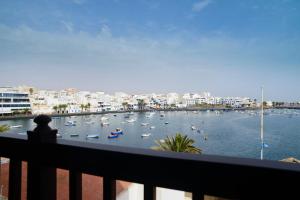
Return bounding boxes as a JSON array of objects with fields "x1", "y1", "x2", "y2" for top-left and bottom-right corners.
[{"x1": 0, "y1": 115, "x2": 299, "y2": 200}]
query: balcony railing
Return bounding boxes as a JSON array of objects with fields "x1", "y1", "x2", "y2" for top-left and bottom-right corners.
[{"x1": 0, "y1": 115, "x2": 300, "y2": 200}]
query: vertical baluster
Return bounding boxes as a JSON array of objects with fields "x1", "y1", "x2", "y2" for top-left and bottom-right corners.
[
  {"x1": 8, "y1": 159, "x2": 22, "y2": 200},
  {"x1": 69, "y1": 170, "x2": 82, "y2": 200},
  {"x1": 103, "y1": 177, "x2": 116, "y2": 200},
  {"x1": 192, "y1": 191, "x2": 204, "y2": 200},
  {"x1": 144, "y1": 184, "x2": 156, "y2": 200}
]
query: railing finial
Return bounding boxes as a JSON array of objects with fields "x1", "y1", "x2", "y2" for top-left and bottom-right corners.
[{"x1": 27, "y1": 114, "x2": 57, "y2": 142}]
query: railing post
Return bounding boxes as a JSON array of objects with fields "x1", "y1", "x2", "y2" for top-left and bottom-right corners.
[{"x1": 27, "y1": 115, "x2": 57, "y2": 200}]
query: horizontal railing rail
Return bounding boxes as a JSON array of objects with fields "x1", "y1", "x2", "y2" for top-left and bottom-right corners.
[{"x1": 0, "y1": 115, "x2": 300, "y2": 200}]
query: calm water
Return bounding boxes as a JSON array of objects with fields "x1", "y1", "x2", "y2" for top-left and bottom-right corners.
[{"x1": 1, "y1": 110, "x2": 300, "y2": 161}]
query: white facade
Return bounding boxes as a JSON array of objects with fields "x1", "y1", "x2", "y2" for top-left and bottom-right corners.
[{"x1": 0, "y1": 87, "x2": 31, "y2": 114}]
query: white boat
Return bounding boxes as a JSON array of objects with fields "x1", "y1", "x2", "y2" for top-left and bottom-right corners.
[
  {"x1": 141, "y1": 133, "x2": 151, "y2": 137},
  {"x1": 141, "y1": 123, "x2": 149, "y2": 126},
  {"x1": 159, "y1": 139, "x2": 165, "y2": 143},
  {"x1": 85, "y1": 121, "x2": 94, "y2": 124},
  {"x1": 128, "y1": 112, "x2": 135, "y2": 115},
  {"x1": 193, "y1": 111, "x2": 199, "y2": 114},
  {"x1": 70, "y1": 133, "x2": 79, "y2": 137},
  {"x1": 101, "y1": 122, "x2": 110, "y2": 126},
  {"x1": 10, "y1": 125, "x2": 22, "y2": 128},
  {"x1": 150, "y1": 126, "x2": 155, "y2": 129},
  {"x1": 127, "y1": 119, "x2": 136, "y2": 123},
  {"x1": 17, "y1": 132, "x2": 26, "y2": 135},
  {"x1": 191, "y1": 125, "x2": 196, "y2": 130},
  {"x1": 101, "y1": 117, "x2": 109, "y2": 121},
  {"x1": 65, "y1": 121, "x2": 76, "y2": 126},
  {"x1": 87, "y1": 134, "x2": 99, "y2": 139},
  {"x1": 146, "y1": 112, "x2": 155, "y2": 118},
  {"x1": 56, "y1": 134, "x2": 62, "y2": 138}
]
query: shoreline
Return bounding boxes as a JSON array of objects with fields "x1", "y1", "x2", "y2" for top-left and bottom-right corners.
[{"x1": 0, "y1": 107, "x2": 298, "y2": 121}]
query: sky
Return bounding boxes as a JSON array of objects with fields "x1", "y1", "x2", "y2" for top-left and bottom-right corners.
[{"x1": 0, "y1": 0, "x2": 300, "y2": 101}]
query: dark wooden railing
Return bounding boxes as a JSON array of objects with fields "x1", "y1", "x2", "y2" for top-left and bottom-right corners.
[{"x1": 0, "y1": 115, "x2": 300, "y2": 200}]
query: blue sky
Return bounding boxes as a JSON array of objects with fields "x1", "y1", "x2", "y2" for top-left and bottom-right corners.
[{"x1": 0, "y1": 0, "x2": 300, "y2": 101}]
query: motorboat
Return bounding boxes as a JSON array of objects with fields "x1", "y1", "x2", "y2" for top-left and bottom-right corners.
[
  {"x1": 70, "y1": 133, "x2": 79, "y2": 137},
  {"x1": 141, "y1": 123, "x2": 149, "y2": 126},
  {"x1": 191, "y1": 125, "x2": 196, "y2": 130},
  {"x1": 108, "y1": 134, "x2": 119, "y2": 139},
  {"x1": 164, "y1": 122, "x2": 169, "y2": 124},
  {"x1": 65, "y1": 121, "x2": 76, "y2": 126},
  {"x1": 87, "y1": 134, "x2": 99, "y2": 139},
  {"x1": 126, "y1": 119, "x2": 136, "y2": 123},
  {"x1": 101, "y1": 122, "x2": 110, "y2": 126},
  {"x1": 150, "y1": 126, "x2": 155, "y2": 129},
  {"x1": 56, "y1": 134, "x2": 62, "y2": 138},
  {"x1": 101, "y1": 117, "x2": 109, "y2": 121},
  {"x1": 111, "y1": 128, "x2": 123, "y2": 135},
  {"x1": 141, "y1": 133, "x2": 151, "y2": 137}
]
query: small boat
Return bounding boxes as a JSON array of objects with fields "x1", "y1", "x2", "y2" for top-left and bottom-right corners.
[
  {"x1": 191, "y1": 125, "x2": 196, "y2": 130},
  {"x1": 70, "y1": 134, "x2": 79, "y2": 137},
  {"x1": 56, "y1": 134, "x2": 62, "y2": 138},
  {"x1": 108, "y1": 134, "x2": 119, "y2": 139},
  {"x1": 101, "y1": 122, "x2": 110, "y2": 126},
  {"x1": 141, "y1": 123, "x2": 149, "y2": 126},
  {"x1": 111, "y1": 128, "x2": 123, "y2": 135},
  {"x1": 146, "y1": 113, "x2": 155, "y2": 118},
  {"x1": 126, "y1": 119, "x2": 136, "y2": 123},
  {"x1": 113, "y1": 114, "x2": 117, "y2": 117},
  {"x1": 85, "y1": 121, "x2": 94, "y2": 124},
  {"x1": 141, "y1": 133, "x2": 151, "y2": 137},
  {"x1": 87, "y1": 134, "x2": 99, "y2": 139},
  {"x1": 159, "y1": 139, "x2": 165, "y2": 143},
  {"x1": 160, "y1": 114, "x2": 165, "y2": 117},
  {"x1": 204, "y1": 135, "x2": 208, "y2": 140},
  {"x1": 101, "y1": 117, "x2": 109, "y2": 121},
  {"x1": 150, "y1": 126, "x2": 155, "y2": 129},
  {"x1": 124, "y1": 114, "x2": 130, "y2": 118},
  {"x1": 164, "y1": 122, "x2": 169, "y2": 124},
  {"x1": 17, "y1": 132, "x2": 27, "y2": 135},
  {"x1": 65, "y1": 121, "x2": 76, "y2": 126},
  {"x1": 128, "y1": 112, "x2": 135, "y2": 115},
  {"x1": 10, "y1": 125, "x2": 22, "y2": 128}
]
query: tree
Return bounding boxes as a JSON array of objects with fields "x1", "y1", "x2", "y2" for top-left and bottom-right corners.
[
  {"x1": 80, "y1": 104, "x2": 85, "y2": 112},
  {"x1": 0, "y1": 125, "x2": 10, "y2": 133},
  {"x1": 153, "y1": 133, "x2": 201, "y2": 154},
  {"x1": 137, "y1": 99, "x2": 146, "y2": 110},
  {"x1": 29, "y1": 88, "x2": 34, "y2": 95},
  {"x1": 86, "y1": 103, "x2": 91, "y2": 112},
  {"x1": 53, "y1": 106, "x2": 58, "y2": 113},
  {"x1": 122, "y1": 102, "x2": 128, "y2": 111}
]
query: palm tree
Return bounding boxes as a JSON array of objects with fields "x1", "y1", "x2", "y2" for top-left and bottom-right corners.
[
  {"x1": 153, "y1": 133, "x2": 201, "y2": 154},
  {"x1": 53, "y1": 105, "x2": 58, "y2": 113},
  {"x1": 0, "y1": 125, "x2": 10, "y2": 133},
  {"x1": 80, "y1": 104, "x2": 85, "y2": 112},
  {"x1": 137, "y1": 99, "x2": 146, "y2": 110},
  {"x1": 122, "y1": 102, "x2": 128, "y2": 111},
  {"x1": 86, "y1": 103, "x2": 91, "y2": 112}
]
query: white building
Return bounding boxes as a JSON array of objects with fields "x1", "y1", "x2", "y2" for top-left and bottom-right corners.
[{"x1": 0, "y1": 87, "x2": 31, "y2": 115}]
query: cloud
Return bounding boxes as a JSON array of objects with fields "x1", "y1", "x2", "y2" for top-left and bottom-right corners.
[
  {"x1": 61, "y1": 21, "x2": 73, "y2": 33},
  {"x1": 0, "y1": 24, "x2": 299, "y2": 97},
  {"x1": 192, "y1": 0, "x2": 213, "y2": 12}
]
